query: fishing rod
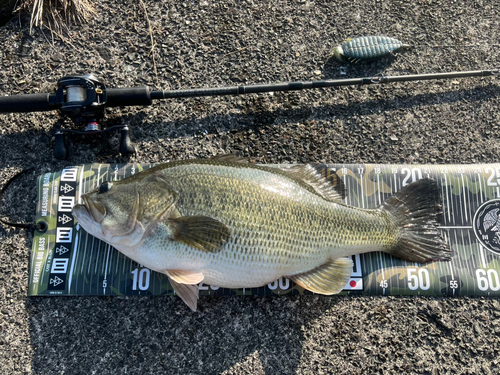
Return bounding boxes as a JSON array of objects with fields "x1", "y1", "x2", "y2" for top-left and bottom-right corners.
[{"x1": 0, "y1": 69, "x2": 498, "y2": 159}]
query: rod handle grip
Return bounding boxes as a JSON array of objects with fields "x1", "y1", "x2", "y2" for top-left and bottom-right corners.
[
  {"x1": 106, "y1": 87, "x2": 152, "y2": 107},
  {"x1": 0, "y1": 93, "x2": 54, "y2": 113}
]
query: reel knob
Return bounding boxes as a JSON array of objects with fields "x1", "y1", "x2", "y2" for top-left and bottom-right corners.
[
  {"x1": 54, "y1": 131, "x2": 69, "y2": 160},
  {"x1": 119, "y1": 126, "x2": 137, "y2": 156}
]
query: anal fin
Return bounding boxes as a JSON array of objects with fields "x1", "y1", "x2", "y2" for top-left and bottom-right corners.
[{"x1": 288, "y1": 258, "x2": 353, "y2": 295}]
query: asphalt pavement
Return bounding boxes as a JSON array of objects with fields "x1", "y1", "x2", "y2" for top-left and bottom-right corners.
[{"x1": 0, "y1": 0, "x2": 500, "y2": 373}]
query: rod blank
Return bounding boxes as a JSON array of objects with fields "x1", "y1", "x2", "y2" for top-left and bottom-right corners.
[{"x1": 151, "y1": 69, "x2": 499, "y2": 100}]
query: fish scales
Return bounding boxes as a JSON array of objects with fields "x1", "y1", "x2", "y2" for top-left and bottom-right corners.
[
  {"x1": 140, "y1": 162, "x2": 394, "y2": 287},
  {"x1": 72, "y1": 158, "x2": 451, "y2": 310}
]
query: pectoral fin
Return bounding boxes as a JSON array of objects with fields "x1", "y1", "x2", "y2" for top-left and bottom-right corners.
[
  {"x1": 167, "y1": 276, "x2": 199, "y2": 312},
  {"x1": 168, "y1": 216, "x2": 230, "y2": 252},
  {"x1": 288, "y1": 258, "x2": 353, "y2": 295}
]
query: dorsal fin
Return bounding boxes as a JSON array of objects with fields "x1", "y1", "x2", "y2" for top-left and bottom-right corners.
[
  {"x1": 276, "y1": 164, "x2": 346, "y2": 202},
  {"x1": 212, "y1": 156, "x2": 345, "y2": 202},
  {"x1": 211, "y1": 154, "x2": 251, "y2": 163}
]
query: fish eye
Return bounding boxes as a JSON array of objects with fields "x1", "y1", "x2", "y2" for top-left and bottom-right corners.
[{"x1": 99, "y1": 181, "x2": 113, "y2": 193}]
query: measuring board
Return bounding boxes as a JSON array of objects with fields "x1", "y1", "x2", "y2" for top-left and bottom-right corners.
[{"x1": 29, "y1": 163, "x2": 500, "y2": 297}]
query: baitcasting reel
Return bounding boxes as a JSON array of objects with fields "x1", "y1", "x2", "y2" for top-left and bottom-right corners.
[
  {"x1": 53, "y1": 74, "x2": 137, "y2": 159},
  {"x1": 0, "y1": 73, "x2": 153, "y2": 159}
]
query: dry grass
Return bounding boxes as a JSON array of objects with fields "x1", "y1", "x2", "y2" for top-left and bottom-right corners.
[{"x1": 17, "y1": 0, "x2": 96, "y2": 35}]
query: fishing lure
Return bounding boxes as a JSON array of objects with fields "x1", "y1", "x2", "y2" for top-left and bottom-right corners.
[{"x1": 333, "y1": 36, "x2": 410, "y2": 63}]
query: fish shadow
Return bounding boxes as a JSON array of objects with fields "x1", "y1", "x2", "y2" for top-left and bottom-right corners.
[{"x1": 27, "y1": 294, "x2": 345, "y2": 374}]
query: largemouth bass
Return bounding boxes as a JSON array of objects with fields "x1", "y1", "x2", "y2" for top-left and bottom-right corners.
[{"x1": 72, "y1": 157, "x2": 452, "y2": 311}]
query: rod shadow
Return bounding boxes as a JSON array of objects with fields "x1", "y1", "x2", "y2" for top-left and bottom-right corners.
[{"x1": 0, "y1": 84, "x2": 497, "y2": 167}]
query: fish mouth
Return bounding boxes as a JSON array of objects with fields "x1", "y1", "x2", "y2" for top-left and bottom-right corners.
[{"x1": 78, "y1": 195, "x2": 106, "y2": 224}]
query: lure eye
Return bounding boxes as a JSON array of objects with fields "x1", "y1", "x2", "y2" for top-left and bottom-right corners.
[{"x1": 99, "y1": 181, "x2": 113, "y2": 193}]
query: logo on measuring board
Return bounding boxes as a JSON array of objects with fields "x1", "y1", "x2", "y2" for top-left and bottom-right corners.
[
  {"x1": 474, "y1": 199, "x2": 500, "y2": 255},
  {"x1": 58, "y1": 214, "x2": 73, "y2": 225},
  {"x1": 49, "y1": 276, "x2": 64, "y2": 287},
  {"x1": 55, "y1": 245, "x2": 70, "y2": 256},
  {"x1": 60, "y1": 183, "x2": 74, "y2": 194}
]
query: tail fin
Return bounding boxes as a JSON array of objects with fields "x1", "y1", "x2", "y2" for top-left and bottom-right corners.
[{"x1": 381, "y1": 178, "x2": 452, "y2": 263}]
